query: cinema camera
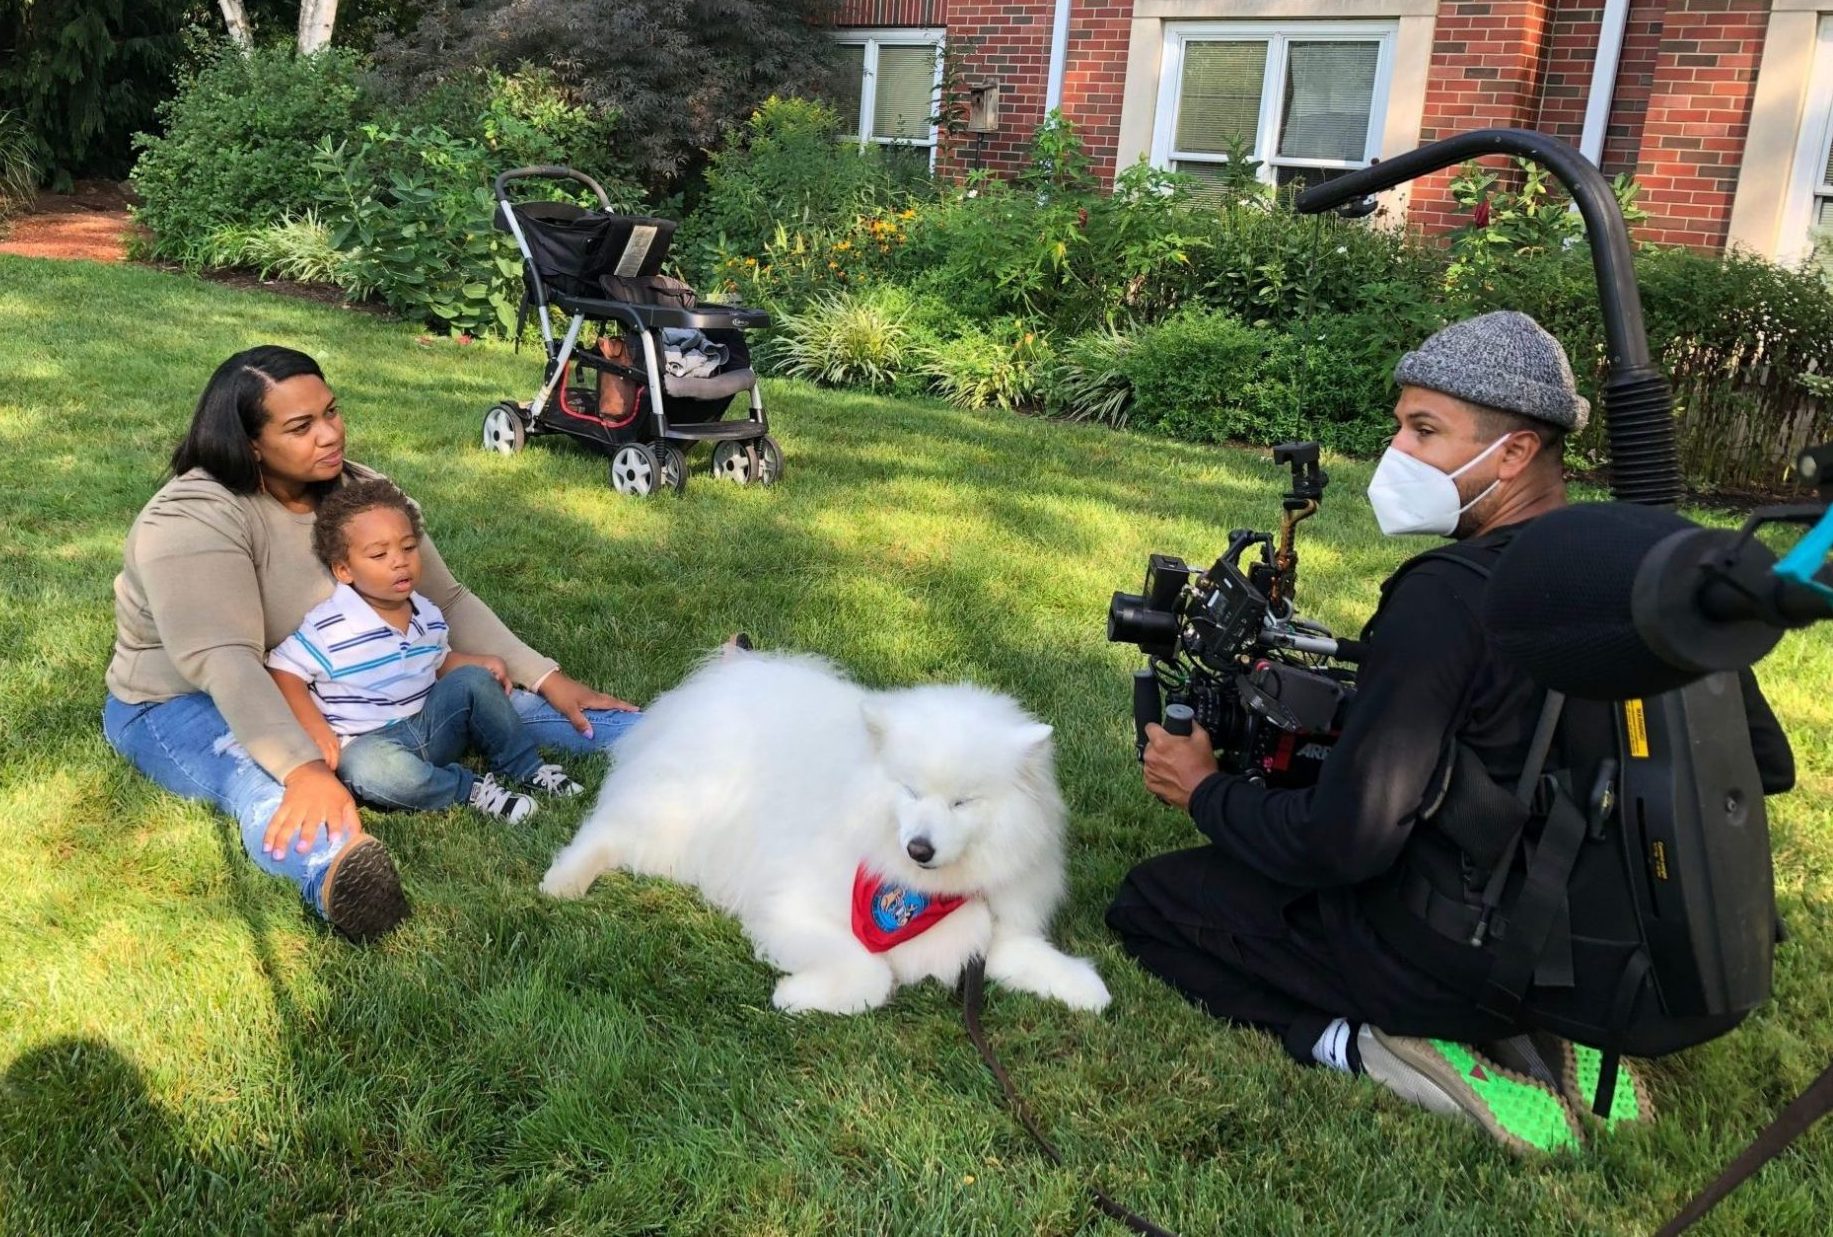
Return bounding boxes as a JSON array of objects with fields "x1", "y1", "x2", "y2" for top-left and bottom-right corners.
[{"x1": 1106, "y1": 441, "x2": 1361, "y2": 787}]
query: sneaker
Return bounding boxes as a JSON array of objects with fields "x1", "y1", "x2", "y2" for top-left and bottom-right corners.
[
  {"x1": 526, "y1": 763, "x2": 584, "y2": 797},
  {"x1": 321, "y1": 835, "x2": 409, "y2": 943},
  {"x1": 1357, "y1": 1027, "x2": 1585, "y2": 1155},
  {"x1": 469, "y1": 772, "x2": 537, "y2": 823},
  {"x1": 1486, "y1": 1032, "x2": 1655, "y2": 1131}
]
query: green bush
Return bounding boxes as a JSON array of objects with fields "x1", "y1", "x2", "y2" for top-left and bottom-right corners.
[
  {"x1": 684, "y1": 97, "x2": 917, "y2": 285},
  {"x1": 1122, "y1": 310, "x2": 1303, "y2": 446},
  {"x1": 313, "y1": 124, "x2": 523, "y2": 336},
  {"x1": 0, "y1": 109, "x2": 41, "y2": 221},
  {"x1": 773, "y1": 288, "x2": 914, "y2": 389},
  {"x1": 922, "y1": 321, "x2": 1054, "y2": 412},
  {"x1": 311, "y1": 70, "x2": 642, "y2": 337},
  {"x1": 131, "y1": 47, "x2": 366, "y2": 266},
  {"x1": 1045, "y1": 326, "x2": 1136, "y2": 427},
  {"x1": 208, "y1": 210, "x2": 358, "y2": 287}
]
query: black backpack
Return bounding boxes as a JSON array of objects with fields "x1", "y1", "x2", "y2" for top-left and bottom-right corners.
[{"x1": 1364, "y1": 545, "x2": 1778, "y2": 1112}]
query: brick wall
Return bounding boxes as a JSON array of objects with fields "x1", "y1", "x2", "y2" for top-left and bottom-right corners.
[
  {"x1": 1055, "y1": 2, "x2": 1131, "y2": 185},
  {"x1": 1601, "y1": 0, "x2": 1667, "y2": 176},
  {"x1": 1535, "y1": 3, "x2": 1604, "y2": 145},
  {"x1": 1631, "y1": 0, "x2": 1769, "y2": 250},
  {"x1": 1412, "y1": 0, "x2": 1556, "y2": 236},
  {"x1": 833, "y1": 0, "x2": 945, "y2": 26},
  {"x1": 833, "y1": 0, "x2": 1130, "y2": 184}
]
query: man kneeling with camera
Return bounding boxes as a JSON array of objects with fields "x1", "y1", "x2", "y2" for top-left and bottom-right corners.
[{"x1": 1107, "y1": 311, "x2": 1794, "y2": 1153}]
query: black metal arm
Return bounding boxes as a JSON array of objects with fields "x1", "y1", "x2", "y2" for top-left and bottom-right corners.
[{"x1": 1294, "y1": 128, "x2": 1683, "y2": 507}]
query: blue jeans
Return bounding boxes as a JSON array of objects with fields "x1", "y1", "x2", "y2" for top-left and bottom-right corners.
[
  {"x1": 339, "y1": 665, "x2": 543, "y2": 811},
  {"x1": 102, "y1": 682, "x2": 642, "y2": 917}
]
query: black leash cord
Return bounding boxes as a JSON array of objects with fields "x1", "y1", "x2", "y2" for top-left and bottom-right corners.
[
  {"x1": 960, "y1": 957, "x2": 1184, "y2": 1237},
  {"x1": 1655, "y1": 1057, "x2": 1833, "y2": 1236}
]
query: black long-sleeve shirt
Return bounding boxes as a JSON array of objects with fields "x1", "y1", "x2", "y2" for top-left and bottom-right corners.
[{"x1": 1189, "y1": 523, "x2": 1795, "y2": 891}]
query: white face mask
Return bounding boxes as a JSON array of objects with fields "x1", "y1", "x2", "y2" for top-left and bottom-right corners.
[{"x1": 1367, "y1": 434, "x2": 1514, "y2": 537}]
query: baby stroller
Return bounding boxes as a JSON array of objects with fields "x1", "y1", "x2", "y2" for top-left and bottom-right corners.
[{"x1": 483, "y1": 166, "x2": 781, "y2": 496}]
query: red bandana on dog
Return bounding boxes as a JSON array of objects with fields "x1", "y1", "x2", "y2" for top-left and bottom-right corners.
[{"x1": 851, "y1": 865, "x2": 967, "y2": 953}]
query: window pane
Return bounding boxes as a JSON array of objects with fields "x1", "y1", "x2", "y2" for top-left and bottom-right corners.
[
  {"x1": 1279, "y1": 41, "x2": 1380, "y2": 163},
  {"x1": 1272, "y1": 164, "x2": 1352, "y2": 191},
  {"x1": 1175, "y1": 41, "x2": 1268, "y2": 155},
  {"x1": 1815, "y1": 195, "x2": 1833, "y2": 231},
  {"x1": 1822, "y1": 128, "x2": 1833, "y2": 188},
  {"x1": 833, "y1": 44, "x2": 866, "y2": 138},
  {"x1": 873, "y1": 44, "x2": 937, "y2": 142}
]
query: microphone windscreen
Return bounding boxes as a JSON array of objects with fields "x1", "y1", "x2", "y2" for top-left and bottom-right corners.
[{"x1": 1482, "y1": 504, "x2": 1705, "y2": 699}]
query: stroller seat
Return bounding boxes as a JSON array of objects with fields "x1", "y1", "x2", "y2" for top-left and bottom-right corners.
[{"x1": 479, "y1": 165, "x2": 783, "y2": 497}]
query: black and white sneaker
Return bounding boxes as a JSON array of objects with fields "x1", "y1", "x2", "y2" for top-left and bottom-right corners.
[
  {"x1": 469, "y1": 772, "x2": 536, "y2": 823},
  {"x1": 526, "y1": 763, "x2": 584, "y2": 797}
]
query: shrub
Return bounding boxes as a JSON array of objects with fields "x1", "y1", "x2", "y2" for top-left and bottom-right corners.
[
  {"x1": 1122, "y1": 310, "x2": 1303, "y2": 446},
  {"x1": 1045, "y1": 326, "x2": 1136, "y2": 427},
  {"x1": 773, "y1": 288, "x2": 914, "y2": 389},
  {"x1": 0, "y1": 109, "x2": 42, "y2": 221},
  {"x1": 370, "y1": 0, "x2": 845, "y2": 192},
  {"x1": 240, "y1": 215, "x2": 357, "y2": 289},
  {"x1": 131, "y1": 47, "x2": 366, "y2": 266},
  {"x1": 922, "y1": 321, "x2": 1054, "y2": 412},
  {"x1": 313, "y1": 124, "x2": 523, "y2": 336},
  {"x1": 684, "y1": 97, "x2": 915, "y2": 284}
]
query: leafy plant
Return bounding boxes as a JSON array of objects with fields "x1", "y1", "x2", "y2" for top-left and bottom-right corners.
[
  {"x1": 683, "y1": 97, "x2": 916, "y2": 285},
  {"x1": 131, "y1": 46, "x2": 366, "y2": 266},
  {"x1": 0, "y1": 109, "x2": 42, "y2": 221},
  {"x1": 369, "y1": 0, "x2": 845, "y2": 192},
  {"x1": 1045, "y1": 325, "x2": 1136, "y2": 427},
  {"x1": 1446, "y1": 156, "x2": 1647, "y2": 290},
  {"x1": 773, "y1": 288, "x2": 914, "y2": 389},
  {"x1": 313, "y1": 125, "x2": 523, "y2": 336},
  {"x1": 1122, "y1": 310, "x2": 1301, "y2": 445},
  {"x1": 232, "y1": 210, "x2": 358, "y2": 286},
  {"x1": 922, "y1": 321, "x2": 1053, "y2": 412}
]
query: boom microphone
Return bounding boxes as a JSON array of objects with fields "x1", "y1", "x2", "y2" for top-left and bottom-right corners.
[{"x1": 1481, "y1": 504, "x2": 1832, "y2": 700}]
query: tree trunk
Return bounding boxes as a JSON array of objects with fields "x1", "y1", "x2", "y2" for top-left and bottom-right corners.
[
  {"x1": 298, "y1": 0, "x2": 340, "y2": 55},
  {"x1": 217, "y1": 0, "x2": 253, "y2": 52}
]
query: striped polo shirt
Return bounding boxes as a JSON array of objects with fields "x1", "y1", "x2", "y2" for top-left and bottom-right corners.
[{"x1": 266, "y1": 583, "x2": 451, "y2": 739}]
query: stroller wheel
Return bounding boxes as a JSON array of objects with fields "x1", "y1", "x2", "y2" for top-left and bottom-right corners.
[
  {"x1": 711, "y1": 439, "x2": 764, "y2": 486},
  {"x1": 755, "y1": 435, "x2": 785, "y2": 486},
  {"x1": 609, "y1": 442, "x2": 664, "y2": 497},
  {"x1": 482, "y1": 402, "x2": 526, "y2": 455},
  {"x1": 658, "y1": 444, "x2": 688, "y2": 495}
]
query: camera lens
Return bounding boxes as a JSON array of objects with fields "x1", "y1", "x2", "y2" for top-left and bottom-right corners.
[{"x1": 1108, "y1": 592, "x2": 1180, "y2": 655}]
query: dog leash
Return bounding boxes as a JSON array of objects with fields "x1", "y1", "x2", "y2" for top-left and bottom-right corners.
[
  {"x1": 959, "y1": 957, "x2": 1184, "y2": 1237},
  {"x1": 1654, "y1": 1056, "x2": 1833, "y2": 1235}
]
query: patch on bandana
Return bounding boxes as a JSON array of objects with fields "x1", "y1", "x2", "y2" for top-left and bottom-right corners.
[{"x1": 851, "y1": 864, "x2": 967, "y2": 953}]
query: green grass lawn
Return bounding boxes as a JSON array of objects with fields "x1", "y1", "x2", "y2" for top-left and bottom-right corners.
[{"x1": 2, "y1": 254, "x2": 1830, "y2": 1236}]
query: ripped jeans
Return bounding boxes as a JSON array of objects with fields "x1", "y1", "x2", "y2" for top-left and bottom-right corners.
[{"x1": 103, "y1": 689, "x2": 642, "y2": 917}]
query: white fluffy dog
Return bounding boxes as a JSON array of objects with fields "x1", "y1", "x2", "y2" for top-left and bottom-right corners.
[{"x1": 540, "y1": 650, "x2": 1111, "y2": 1016}]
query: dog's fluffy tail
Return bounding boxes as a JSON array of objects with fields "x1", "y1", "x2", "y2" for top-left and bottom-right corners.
[{"x1": 540, "y1": 829, "x2": 617, "y2": 900}]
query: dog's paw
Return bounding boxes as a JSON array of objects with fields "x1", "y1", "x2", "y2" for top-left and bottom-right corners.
[
  {"x1": 1035, "y1": 954, "x2": 1111, "y2": 1012},
  {"x1": 987, "y1": 938, "x2": 1112, "y2": 1012},
  {"x1": 538, "y1": 860, "x2": 596, "y2": 900},
  {"x1": 771, "y1": 965, "x2": 893, "y2": 1016}
]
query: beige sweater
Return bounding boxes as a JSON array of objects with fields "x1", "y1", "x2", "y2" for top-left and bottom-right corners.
[{"x1": 107, "y1": 465, "x2": 558, "y2": 781}]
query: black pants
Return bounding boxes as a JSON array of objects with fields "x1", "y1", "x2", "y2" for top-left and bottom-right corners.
[{"x1": 1107, "y1": 845, "x2": 1518, "y2": 1066}]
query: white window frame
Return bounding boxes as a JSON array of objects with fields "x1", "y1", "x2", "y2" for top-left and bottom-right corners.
[
  {"x1": 832, "y1": 28, "x2": 946, "y2": 168},
  {"x1": 1150, "y1": 20, "x2": 1397, "y2": 188},
  {"x1": 1780, "y1": 15, "x2": 1833, "y2": 266}
]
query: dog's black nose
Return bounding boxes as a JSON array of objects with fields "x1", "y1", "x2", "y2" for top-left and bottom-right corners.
[{"x1": 906, "y1": 838, "x2": 935, "y2": 864}]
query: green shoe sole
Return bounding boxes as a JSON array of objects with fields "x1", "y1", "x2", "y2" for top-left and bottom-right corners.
[{"x1": 1565, "y1": 1042, "x2": 1654, "y2": 1130}]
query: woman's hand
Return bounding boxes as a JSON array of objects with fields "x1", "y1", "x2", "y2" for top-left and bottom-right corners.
[
  {"x1": 264, "y1": 761, "x2": 362, "y2": 860},
  {"x1": 538, "y1": 669, "x2": 637, "y2": 738}
]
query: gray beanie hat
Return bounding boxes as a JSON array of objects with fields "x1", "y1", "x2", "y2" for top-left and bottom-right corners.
[{"x1": 1394, "y1": 310, "x2": 1590, "y2": 433}]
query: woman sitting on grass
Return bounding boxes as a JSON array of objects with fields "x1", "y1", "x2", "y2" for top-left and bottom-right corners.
[{"x1": 102, "y1": 345, "x2": 641, "y2": 943}]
